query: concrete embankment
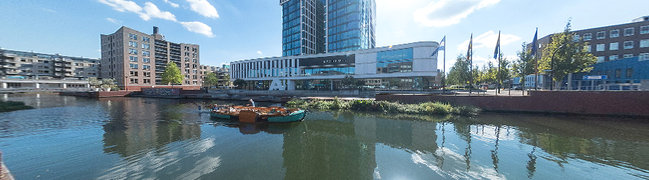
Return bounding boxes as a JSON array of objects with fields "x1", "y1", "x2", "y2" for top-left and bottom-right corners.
[
  {"x1": 1, "y1": 152, "x2": 14, "y2": 180},
  {"x1": 376, "y1": 91, "x2": 649, "y2": 117}
]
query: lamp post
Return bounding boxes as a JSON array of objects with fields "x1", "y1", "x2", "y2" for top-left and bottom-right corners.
[{"x1": 549, "y1": 44, "x2": 565, "y2": 91}]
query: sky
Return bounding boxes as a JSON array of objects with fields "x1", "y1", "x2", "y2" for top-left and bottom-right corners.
[{"x1": 1, "y1": 0, "x2": 648, "y2": 72}]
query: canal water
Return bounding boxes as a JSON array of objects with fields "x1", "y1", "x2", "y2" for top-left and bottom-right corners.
[{"x1": 1, "y1": 94, "x2": 649, "y2": 179}]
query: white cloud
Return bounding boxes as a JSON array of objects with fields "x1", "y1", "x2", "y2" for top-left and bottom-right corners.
[
  {"x1": 99, "y1": 0, "x2": 176, "y2": 22},
  {"x1": 106, "y1": 17, "x2": 120, "y2": 24},
  {"x1": 413, "y1": 0, "x2": 500, "y2": 27},
  {"x1": 99, "y1": 0, "x2": 215, "y2": 37},
  {"x1": 98, "y1": 0, "x2": 142, "y2": 13},
  {"x1": 41, "y1": 8, "x2": 57, "y2": 13},
  {"x1": 456, "y1": 31, "x2": 520, "y2": 52},
  {"x1": 256, "y1": 51, "x2": 263, "y2": 55},
  {"x1": 141, "y1": 2, "x2": 177, "y2": 21},
  {"x1": 163, "y1": 0, "x2": 180, "y2": 8},
  {"x1": 186, "y1": 0, "x2": 220, "y2": 19},
  {"x1": 180, "y1": 21, "x2": 215, "y2": 37}
]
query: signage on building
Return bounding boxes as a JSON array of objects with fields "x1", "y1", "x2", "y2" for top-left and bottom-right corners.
[
  {"x1": 583, "y1": 75, "x2": 607, "y2": 80},
  {"x1": 299, "y1": 54, "x2": 355, "y2": 67}
]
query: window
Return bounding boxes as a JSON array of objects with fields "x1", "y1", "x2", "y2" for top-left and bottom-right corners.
[
  {"x1": 609, "y1": 42, "x2": 619, "y2": 50},
  {"x1": 142, "y1": 51, "x2": 150, "y2": 57},
  {"x1": 129, "y1": 78, "x2": 139, "y2": 84},
  {"x1": 142, "y1": 44, "x2": 150, "y2": 50},
  {"x1": 573, "y1": 34, "x2": 580, "y2": 42},
  {"x1": 624, "y1": 41, "x2": 634, "y2": 49},
  {"x1": 597, "y1": 56, "x2": 605, "y2": 62},
  {"x1": 143, "y1": 65, "x2": 150, "y2": 70},
  {"x1": 585, "y1": 45, "x2": 591, "y2": 52},
  {"x1": 129, "y1": 63, "x2": 138, "y2": 69},
  {"x1": 641, "y1": 26, "x2": 649, "y2": 34},
  {"x1": 615, "y1": 69, "x2": 621, "y2": 78},
  {"x1": 129, "y1": 48, "x2": 138, "y2": 55},
  {"x1": 624, "y1": 54, "x2": 634, "y2": 58},
  {"x1": 641, "y1": 53, "x2": 649, "y2": 61},
  {"x1": 129, "y1": 71, "x2": 139, "y2": 76},
  {"x1": 596, "y1": 44, "x2": 605, "y2": 51},
  {"x1": 641, "y1": 39, "x2": 649, "y2": 48},
  {"x1": 129, "y1": 41, "x2": 138, "y2": 47},
  {"x1": 626, "y1": 68, "x2": 633, "y2": 78},
  {"x1": 610, "y1": 29, "x2": 619, "y2": 38},
  {"x1": 144, "y1": 72, "x2": 151, "y2": 77},
  {"x1": 129, "y1": 33, "x2": 137, "y2": 40},
  {"x1": 144, "y1": 79, "x2": 151, "y2": 84},
  {"x1": 624, "y1": 28, "x2": 634, "y2": 36},
  {"x1": 583, "y1": 33, "x2": 592, "y2": 40},
  {"x1": 143, "y1": 58, "x2": 150, "y2": 63},
  {"x1": 596, "y1": 31, "x2": 605, "y2": 39},
  {"x1": 142, "y1": 37, "x2": 150, "y2": 42},
  {"x1": 609, "y1": 55, "x2": 618, "y2": 61},
  {"x1": 129, "y1": 56, "x2": 138, "y2": 62}
]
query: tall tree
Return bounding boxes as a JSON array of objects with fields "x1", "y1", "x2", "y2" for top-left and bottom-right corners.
[
  {"x1": 540, "y1": 20, "x2": 597, "y2": 88},
  {"x1": 203, "y1": 72, "x2": 219, "y2": 88},
  {"x1": 513, "y1": 43, "x2": 536, "y2": 93},
  {"x1": 447, "y1": 55, "x2": 471, "y2": 85},
  {"x1": 161, "y1": 62, "x2": 183, "y2": 85}
]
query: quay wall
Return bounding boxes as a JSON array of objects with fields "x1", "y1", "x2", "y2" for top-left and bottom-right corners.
[{"x1": 376, "y1": 91, "x2": 649, "y2": 117}]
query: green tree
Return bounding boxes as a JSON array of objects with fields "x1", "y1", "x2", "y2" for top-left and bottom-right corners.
[
  {"x1": 203, "y1": 72, "x2": 219, "y2": 88},
  {"x1": 513, "y1": 43, "x2": 536, "y2": 93},
  {"x1": 233, "y1": 79, "x2": 246, "y2": 89},
  {"x1": 447, "y1": 55, "x2": 472, "y2": 85},
  {"x1": 161, "y1": 62, "x2": 183, "y2": 85},
  {"x1": 540, "y1": 20, "x2": 597, "y2": 88},
  {"x1": 496, "y1": 54, "x2": 511, "y2": 90},
  {"x1": 221, "y1": 73, "x2": 231, "y2": 87}
]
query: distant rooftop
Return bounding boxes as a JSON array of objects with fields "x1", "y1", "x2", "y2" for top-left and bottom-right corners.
[{"x1": 632, "y1": 16, "x2": 649, "y2": 23}]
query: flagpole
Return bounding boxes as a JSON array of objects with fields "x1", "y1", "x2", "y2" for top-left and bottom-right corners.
[
  {"x1": 533, "y1": 28, "x2": 539, "y2": 91},
  {"x1": 443, "y1": 36, "x2": 446, "y2": 93},
  {"x1": 469, "y1": 33, "x2": 473, "y2": 95}
]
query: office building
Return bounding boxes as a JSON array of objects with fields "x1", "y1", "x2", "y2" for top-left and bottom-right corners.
[
  {"x1": 561, "y1": 56, "x2": 649, "y2": 90},
  {"x1": 230, "y1": 41, "x2": 438, "y2": 91},
  {"x1": 535, "y1": 16, "x2": 649, "y2": 63},
  {"x1": 281, "y1": 0, "x2": 375, "y2": 56},
  {"x1": 0, "y1": 49, "x2": 99, "y2": 79},
  {"x1": 100, "y1": 26, "x2": 201, "y2": 90}
]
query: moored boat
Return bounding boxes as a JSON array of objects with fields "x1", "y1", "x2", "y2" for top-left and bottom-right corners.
[{"x1": 209, "y1": 105, "x2": 306, "y2": 123}]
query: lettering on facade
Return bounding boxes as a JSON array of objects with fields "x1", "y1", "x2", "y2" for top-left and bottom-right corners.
[{"x1": 299, "y1": 55, "x2": 355, "y2": 67}]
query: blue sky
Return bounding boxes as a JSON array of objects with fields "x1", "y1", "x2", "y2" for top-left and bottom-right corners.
[{"x1": 1, "y1": 0, "x2": 648, "y2": 71}]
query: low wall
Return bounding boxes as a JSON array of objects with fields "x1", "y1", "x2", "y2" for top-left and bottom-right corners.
[
  {"x1": 376, "y1": 91, "x2": 649, "y2": 117},
  {"x1": 124, "y1": 85, "x2": 200, "y2": 91},
  {"x1": 60, "y1": 91, "x2": 133, "y2": 98},
  {"x1": 142, "y1": 88, "x2": 181, "y2": 96},
  {"x1": 210, "y1": 89, "x2": 376, "y2": 98}
]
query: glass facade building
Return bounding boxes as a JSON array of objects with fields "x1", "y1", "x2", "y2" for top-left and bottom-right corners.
[
  {"x1": 280, "y1": 0, "x2": 375, "y2": 56},
  {"x1": 327, "y1": 0, "x2": 376, "y2": 52}
]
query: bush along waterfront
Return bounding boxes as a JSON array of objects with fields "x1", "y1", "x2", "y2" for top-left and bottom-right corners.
[
  {"x1": 286, "y1": 98, "x2": 480, "y2": 116},
  {"x1": 0, "y1": 101, "x2": 33, "y2": 112}
]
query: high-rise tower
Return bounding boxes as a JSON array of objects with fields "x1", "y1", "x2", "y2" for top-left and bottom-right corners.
[{"x1": 281, "y1": 0, "x2": 375, "y2": 56}]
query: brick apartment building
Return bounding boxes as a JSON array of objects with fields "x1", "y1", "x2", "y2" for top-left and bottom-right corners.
[{"x1": 100, "y1": 26, "x2": 201, "y2": 90}]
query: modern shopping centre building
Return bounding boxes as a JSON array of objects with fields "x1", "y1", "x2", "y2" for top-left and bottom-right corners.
[{"x1": 230, "y1": 41, "x2": 440, "y2": 90}]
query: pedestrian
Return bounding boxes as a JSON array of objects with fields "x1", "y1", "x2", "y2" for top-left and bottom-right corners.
[{"x1": 249, "y1": 99, "x2": 255, "y2": 107}]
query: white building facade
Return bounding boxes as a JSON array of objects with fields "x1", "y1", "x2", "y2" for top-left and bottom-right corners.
[{"x1": 230, "y1": 41, "x2": 439, "y2": 90}]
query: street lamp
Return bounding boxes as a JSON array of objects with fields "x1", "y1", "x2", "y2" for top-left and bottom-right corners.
[{"x1": 549, "y1": 44, "x2": 565, "y2": 91}]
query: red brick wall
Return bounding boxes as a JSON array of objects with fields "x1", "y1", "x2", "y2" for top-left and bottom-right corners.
[{"x1": 376, "y1": 91, "x2": 649, "y2": 117}]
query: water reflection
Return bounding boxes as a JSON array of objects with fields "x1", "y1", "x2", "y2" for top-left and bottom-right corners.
[
  {"x1": 1, "y1": 94, "x2": 649, "y2": 179},
  {"x1": 101, "y1": 98, "x2": 202, "y2": 157}
]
